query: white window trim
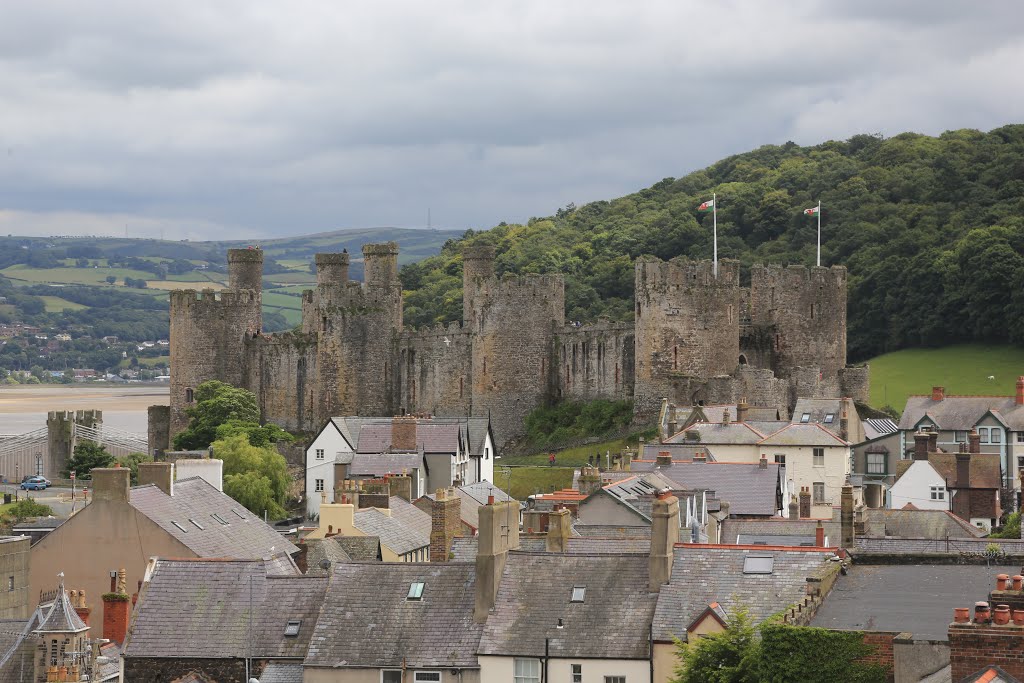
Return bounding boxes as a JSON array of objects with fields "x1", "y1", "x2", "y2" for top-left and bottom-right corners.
[
  {"x1": 413, "y1": 672, "x2": 441, "y2": 683},
  {"x1": 812, "y1": 482, "x2": 825, "y2": 504},
  {"x1": 315, "y1": 448, "x2": 325, "y2": 460},
  {"x1": 813, "y1": 448, "x2": 825, "y2": 468},
  {"x1": 381, "y1": 670, "x2": 402, "y2": 683}
]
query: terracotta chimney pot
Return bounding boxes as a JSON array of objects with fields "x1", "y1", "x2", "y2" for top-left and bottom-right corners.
[
  {"x1": 975, "y1": 601, "x2": 991, "y2": 623},
  {"x1": 1017, "y1": 376, "x2": 1024, "y2": 406},
  {"x1": 997, "y1": 574, "x2": 1010, "y2": 591},
  {"x1": 953, "y1": 607, "x2": 970, "y2": 623},
  {"x1": 994, "y1": 604, "x2": 1011, "y2": 625},
  {"x1": 1014, "y1": 609, "x2": 1024, "y2": 626},
  {"x1": 1013, "y1": 575, "x2": 1023, "y2": 591},
  {"x1": 932, "y1": 386, "x2": 945, "y2": 401}
]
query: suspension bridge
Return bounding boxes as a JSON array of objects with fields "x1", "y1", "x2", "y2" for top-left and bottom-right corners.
[{"x1": 0, "y1": 418, "x2": 147, "y2": 480}]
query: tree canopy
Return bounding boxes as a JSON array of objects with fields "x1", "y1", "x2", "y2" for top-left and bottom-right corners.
[
  {"x1": 211, "y1": 433, "x2": 289, "y2": 519},
  {"x1": 173, "y1": 380, "x2": 261, "y2": 450},
  {"x1": 62, "y1": 441, "x2": 114, "y2": 479},
  {"x1": 398, "y1": 126, "x2": 1024, "y2": 362}
]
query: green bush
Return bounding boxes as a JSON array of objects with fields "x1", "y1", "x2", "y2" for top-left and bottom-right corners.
[
  {"x1": 523, "y1": 399, "x2": 633, "y2": 448},
  {"x1": 990, "y1": 511, "x2": 1021, "y2": 539},
  {"x1": 759, "y1": 624, "x2": 889, "y2": 683}
]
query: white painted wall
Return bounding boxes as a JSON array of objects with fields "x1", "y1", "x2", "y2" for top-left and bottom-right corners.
[
  {"x1": 305, "y1": 424, "x2": 353, "y2": 519},
  {"x1": 478, "y1": 655, "x2": 649, "y2": 682},
  {"x1": 772, "y1": 444, "x2": 851, "y2": 509},
  {"x1": 478, "y1": 431, "x2": 495, "y2": 484},
  {"x1": 175, "y1": 458, "x2": 223, "y2": 491},
  {"x1": 889, "y1": 461, "x2": 949, "y2": 511}
]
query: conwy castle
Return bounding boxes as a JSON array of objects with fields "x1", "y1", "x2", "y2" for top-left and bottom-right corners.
[{"x1": 166, "y1": 243, "x2": 869, "y2": 445}]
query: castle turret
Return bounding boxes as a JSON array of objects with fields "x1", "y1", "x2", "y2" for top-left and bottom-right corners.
[
  {"x1": 227, "y1": 248, "x2": 264, "y2": 300},
  {"x1": 363, "y1": 242, "x2": 399, "y2": 290},
  {"x1": 316, "y1": 252, "x2": 350, "y2": 288},
  {"x1": 463, "y1": 245, "x2": 496, "y2": 329}
]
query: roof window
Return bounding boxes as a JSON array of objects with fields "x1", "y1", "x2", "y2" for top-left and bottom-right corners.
[
  {"x1": 189, "y1": 518, "x2": 205, "y2": 530},
  {"x1": 570, "y1": 586, "x2": 586, "y2": 603},
  {"x1": 232, "y1": 509, "x2": 246, "y2": 519},
  {"x1": 743, "y1": 555, "x2": 774, "y2": 575},
  {"x1": 171, "y1": 521, "x2": 188, "y2": 533},
  {"x1": 824, "y1": 413, "x2": 835, "y2": 424},
  {"x1": 284, "y1": 619, "x2": 301, "y2": 637},
  {"x1": 211, "y1": 513, "x2": 230, "y2": 525},
  {"x1": 407, "y1": 581, "x2": 425, "y2": 601},
  {"x1": 800, "y1": 413, "x2": 810, "y2": 423}
]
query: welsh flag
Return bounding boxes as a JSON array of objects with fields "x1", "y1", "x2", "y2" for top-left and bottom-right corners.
[
  {"x1": 697, "y1": 199, "x2": 715, "y2": 213},
  {"x1": 804, "y1": 206, "x2": 820, "y2": 216}
]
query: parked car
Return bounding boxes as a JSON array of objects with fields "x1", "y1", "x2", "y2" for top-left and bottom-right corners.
[{"x1": 20, "y1": 476, "x2": 50, "y2": 491}]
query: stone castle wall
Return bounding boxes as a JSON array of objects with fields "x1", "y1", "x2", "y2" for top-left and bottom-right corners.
[
  {"x1": 398, "y1": 323, "x2": 473, "y2": 417},
  {"x1": 556, "y1": 321, "x2": 634, "y2": 402},
  {"x1": 246, "y1": 331, "x2": 318, "y2": 432}
]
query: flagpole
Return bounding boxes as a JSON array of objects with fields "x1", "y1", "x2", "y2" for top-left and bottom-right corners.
[
  {"x1": 713, "y1": 192, "x2": 718, "y2": 278},
  {"x1": 816, "y1": 200, "x2": 821, "y2": 267}
]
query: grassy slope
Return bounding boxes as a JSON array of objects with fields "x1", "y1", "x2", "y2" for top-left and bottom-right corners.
[
  {"x1": 869, "y1": 344, "x2": 1024, "y2": 410},
  {"x1": 38, "y1": 296, "x2": 87, "y2": 312}
]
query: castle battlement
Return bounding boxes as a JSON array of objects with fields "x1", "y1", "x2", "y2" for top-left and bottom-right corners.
[
  {"x1": 559, "y1": 320, "x2": 634, "y2": 336},
  {"x1": 169, "y1": 288, "x2": 259, "y2": 307},
  {"x1": 400, "y1": 320, "x2": 468, "y2": 340},
  {"x1": 750, "y1": 262, "x2": 847, "y2": 287},
  {"x1": 636, "y1": 258, "x2": 741, "y2": 289}
]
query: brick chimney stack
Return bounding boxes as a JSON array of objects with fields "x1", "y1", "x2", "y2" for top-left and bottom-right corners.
[
  {"x1": 91, "y1": 468, "x2": 131, "y2": 504},
  {"x1": 815, "y1": 520, "x2": 825, "y2": 547},
  {"x1": 577, "y1": 466, "x2": 602, "y2": 496},
  {"x1": 70, "y1": 590, "x2": 90, "y2": 626},
  {"x1": 429, "y1": 488, "x2": 461, "y2": 563},
  {"x1": 721, "y1": 409, "x2": 730, "y2": 425},
  {"x1": 956, "y1": 451, "x2": 971, "y2": 489},
  {"x1": 546, "y1": 507, "x2": 571, "y2": 553},
  {"x1": 1017, "y1": 377, "x2": 1024, "y2": 406},
  {"x1": 839, "y1": 409, "x2": 849, "y2": 441},
  {"x1": 932, "y1": 386, "x2": 945, "y2": 402},
  {"x1": 759, "y1": 454, "x2": 767, "y2": 469},
  {"x1": 385, "y1": 472, "x2": 413, "y2": 502},
  {"x1": 736, "y1": 399, "x2": 749, "y2": 423},
  {"x1": 969, "y1": 427, "x2": 981, "y2": 454},
  {"x1": 927, "y1": 429, "x2": 938, "y2": 453},
  {"x1": 788, "y1": 496, "x2": 799, "y2": 520},
  {"x1": 840, "y1": 484, "x2": 855, "y2": 549},
  {"x1": 337, "y1": 479, "x2": 360, "y2": 509},
  {"x1": 474, "y1": 498, "x2": 520, "y2": 622},
  {"x1": 137, "y1": 461, "x2": 174, "y2": 496},
  {"x1": 102, "y1": 568, "x2": 130, "y2": 646},
  {"x1": 656, "y1": 451, "x2": 673, "y2": 467},
  {"x1": 649, "y1": 491, "x2": 680, "y2": 592},
  {"x1": 391, "y1": 416, "x2": 418, "y2": 451},
  {"x1": 799, "y1": 487, "x2": 811, "y2": 518},
  {"x1": 913, "y1": 431, "x2": 930, "y2": 461}
]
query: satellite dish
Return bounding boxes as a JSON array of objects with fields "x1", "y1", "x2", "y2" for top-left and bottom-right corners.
[{"x1": 319, "y1": 559, "x2": 332, "y2": 571}]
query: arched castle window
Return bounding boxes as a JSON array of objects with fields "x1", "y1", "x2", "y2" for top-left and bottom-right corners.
[
  {"x1": 322, "y1": 316, "x2": 328, "y2": 332},
  {"x1": 459, "y1": 376, "x2": 464, "y2": 398},
  {"x1": 673, "y1": 346, "x2": 678, "y2": 370},
  {"x1": 739, "y1": 354, "x2": 748, "y2": 365},
  {"x1": 810, "y1": 303, "x2": 815, "y2": 319},
  {"x1": 185, "y1": 388, "x2": 194, "y2": 403}
]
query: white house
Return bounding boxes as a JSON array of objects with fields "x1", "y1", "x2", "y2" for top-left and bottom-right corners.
[{"x1": 889, "y1": 460, "x2": 949, "y2": 511}]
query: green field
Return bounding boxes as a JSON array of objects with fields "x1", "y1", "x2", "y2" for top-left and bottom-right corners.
[
  {"x1": 868, "y1": 344, "x2": 1024, "y2": 410},
  {"x1": 1, "y1": 265, "x2": 157, "y2": 286},
  {"x1": 493, "y1": 466, "x2": 574, "y2": 501},
  {"x1": 38, "y1": 296, "x2": 87, "y2": 312}
]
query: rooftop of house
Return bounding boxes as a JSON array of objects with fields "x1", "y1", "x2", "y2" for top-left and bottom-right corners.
[
  {"x1": 303, "y1": 535, "x2": 382, "y2": 574},
  {"x1": 33, "y1": 581, "x2": 87, "y2": 634},
  {"x1": 129, "y1": 477, "x2": 299, "y2": 558},
  {"x1": 690, "y1": 404, "x2": 782, "y2": 425},
  {"x1": 329, "y1": 416, "x2": 492, "y2": 456},
  {"x1": 573, "y1": 523, "x2": 652, "y2": 539},
  {"x1": 305, "y1": 561, "x2": 482, "y2": 670},
  {"x1": 790, "y1": 397, "x2": 850, "y2": 426},
  {"x1": 348, "y1": 452, "x2": 425, "y2": 477},
  {"x1": 899, "y1": 394, "x2": 1024, "y2": 432},
  {"x1": 720, "y1": 508, "x2": 985, "y2": 544},
  {"x1": 665, "y1": 421, "x2": 768, "y2": 445},
  {"x1": 357, "y1": 422, "x2": 463, "y2": 454},
  {"x1": 894, "y1": 452, "x2": 1002, "y2": 490},
  {"x1": 863, "y1": 418, "x2": 899, "y2": 441},
  {"x1": 721, "y1": 517, "x2": 841, "y2": 544},
  {"x1": 449, "y1": 536, "x2": 651, "y2": 562},
  {"x1": 478, "y1": 552, "x2": 657, "y2": 660},
  {"x1": 123, "y1": 558, "x2": 327, "y2": 660},
  {"x1": 757, "y1": 422, "x2": 851, "y2": 447},
  {"x1": 652, "y1": 545, "x2": 835, "y2": 642},
  {"x1": 809, "y1": 564, "x2": 1020, "y2": 641},
  {"x1": 631, "y1": 460, "x2": 780, "y2": 516},
  {"x1": 353, "y1": 504, "x2": 429, "y2": 557},
  {"x1": 259, "y1": 662, "x2": 303, "y2": 683},
  {"x1": 420, "y1": 482, "x2": 514, "y2": 531},
  {"x1": 640, "y1": 443, "x2": 718, "y2": 461}
]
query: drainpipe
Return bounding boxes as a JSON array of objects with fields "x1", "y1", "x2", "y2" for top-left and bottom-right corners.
[
  {"x1": 544, "y1": 637, "x2": 549, "y2": 682},
  {"x1": 649, "y1": 624, "x2": 654, "y2": 683}
]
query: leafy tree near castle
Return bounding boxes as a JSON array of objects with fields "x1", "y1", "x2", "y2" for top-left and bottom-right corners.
[
  {"x1": 62, "y1": 441, "x2": 114, "y2": 479},
  {"x1": 671, "y1": 606, "x2": 760, "y2": 683},
  {"x1": 173, "y1": 380, "x2": 261, "y2": 450},
  {"x1": 212, "y1": 433, "x2": 289, "y2": 519}
]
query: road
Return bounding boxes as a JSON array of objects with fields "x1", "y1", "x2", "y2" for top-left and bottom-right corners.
[{"x1": 3, "y1": 485, "x2": 89, "y2": 517}]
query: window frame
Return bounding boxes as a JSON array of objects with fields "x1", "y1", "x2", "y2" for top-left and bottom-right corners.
[
  {"x1": 800, "y1": 413, "x2": 810, "y2": 423},
  {"x1": 381, "y1": 671, "x2": 403, "y2": 683},
  {"x1": 572, "y1": 663, "x2": 583, "y2": 683},
  {"x1": 742, "y1": 555, "x2": 775, "y2": 574},
  {"x1": 315, "y1": 448, "x2": 325, "y2": 460},
  {"x1": 930, "y1": 485, "x2": 946, "y2": 501},
  {"x1": 604, "y1": 677, "x2": 627, "y2": 683},
  {"x1": 823, "y1": 413, "x2": 835, "y2": 424},
  {"x1": 866, "y1": 452, "x2": 886, "y2": 475},
  {"x1": 812, "y1": 482, "x2": 825, "y2": 504},
  {"x1": 813, "y1": 448, "x2": 825, "y2": 467},
  {"x1": 514, "y1": 657, "x2": 541, "y2": 683},
  {"x1": 407, "y1": 581, "x2": 425, "y2": 601},
  {"x1": 413, "y1": 673, "x2": 441, "y2": 683},
  {"x1": 315, "y1": 478, "x2": 325, "y2": 493},
  {"x1": 570, "y1": 586, "x2": 586, "y2": 603}
]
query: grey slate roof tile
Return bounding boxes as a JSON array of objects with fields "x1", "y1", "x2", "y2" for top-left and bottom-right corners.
[
  {"x1": 259, "y1": 662, "x2": 303, "y2": 683},
  {"x1": 758, "y1": 423, "x2": 850, "y2": 446},
  {"x1": 129, "y1": 477, "x2": 298, "y2": 558},
  {"x1": 305, "y1": 562, "x2": 482, "y2": 669},
  {"x1": 640, "y1": 443, "x2": 718, "y2": 461},
  {"x1": 899, "y1": 395, "x2": 1024, "y2": 431},
  {"x1": 354, "y1": 508, "x2": 428, "y2": 557},
  {"x1": 631, "y1": 461, "x2": 780, "y2": 516},
  {"x1": 124, "y1": 558, "x2": 327, "y2": 660},
  {"x1": 336, "y1": 535, "x2": 382, "y2": 561},
  {"x1": 348, "y1": 453, "x2": 425, "y2": 476},
  {"x1": 479, "y1": 552, "x2": 656, "y2": 659},
  {"x1": 666, "y1": 422, "x2": 766, "y2": 445}
]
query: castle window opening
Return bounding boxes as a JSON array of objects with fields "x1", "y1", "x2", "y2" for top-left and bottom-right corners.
[
  {"x1": 459, "y1": 376, "x2": 464, "y2": 398},
  {"x1": 810, "y1": 303, "x2": 815, "y2": 319},
  {"x1": 738, "y1": 354, "x2": 748, "y2": 365},
  {"x1": 185, "y1": 388, "x2": 194, "y2": 403},
  {"x1": 322, "y1": 315, "x2": 328, "y2": 332},
  {"x1": 673, "y1": 346, "x2": 678, "y2": 370}
]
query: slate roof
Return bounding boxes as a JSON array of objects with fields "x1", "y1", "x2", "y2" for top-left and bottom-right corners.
[
  {"x1": 653, "y1": 545, "x2": 833, "y2": 641},
  {"x1": 666, "y1": 421, "x2": 766, "y2": 445},
  {"x1": 631, "y1": 461, "x2": 781, "y2": 516},
  {"x1": 791, "y1": 398, "x2": 845, "y2": 425},
  {"x1": 894, "y1": 453, "x2": 1002, "y2": 490},
  {"x1": 864, "y1": 418, "x2": 899, "y2": 440},
  {"x1": 758, "y1": 423, "x2": 850, "y2": 447},
  {"x1": 0, "y1": 619, "x2": 31, "y2": 683},
  {"x1": 34, "y1": 583, "x2": 87, "y2": 634},
  {"x1": 348, "y1": 453, "x2": 425, "y2": 477},
  {"x1": 305, "y1": 562, "x2": 482, "y2": 669},
  {"x1": 810, "y1": 564, "x2": 1021, "y2": 641},
  {"x1": 721, "y1": 518, "x2": 839, "y2": 545},
  {"x1": 386, "y1": 496, "x2": 433, "y2": 540},
  {"x1": 736, "y1": 534, "x2": 820, "y2": 546},
  {"x1": 861, "y1": 508, "x2": 985, "y2": 539},
  {"x1": 640, "y1": 443, "x2": 718, "y2": 461},
  {"x1": 124, "y1": 558, "x2": 328, "y2": 660},
  {"x1": 354, "y1": 508, "x2": 429, "y2": 557},
  {"x1": 331, "y1": 416, "x2": 492, "y2": 456},
  {"x1": 421, "y1": 483, "x2": 512, "y2": 531},
  {"x1": 899, "y1": 395, "x2": 1024, "y2": 431},
  {"x1": 691, "y1": 404, "x2": 782, "y2": 424},
  {"x1": 259, "y1": 662, "x2": 303, "y2": 683},
  {"x1": 479, "y1": 553, "x2": 656, "y2": 659},
  {"x1": 450, "y1": 537, "x2": 652, "y2": 561},
  {"x1": 129, "y1": 477, "x2": 298, "y2": 558},
  {"x1": 357, "y1": 422, "x2": 463, "y2": 454},
  {"x1": 304, "y1": 538, "x2": 356, "y2": 574},
  {"x1": 573, "y1": 524, "x2": 651, "y2": 539},
  {"x1": 336, "y1": 535, "x2": 382, "y2": 561}
]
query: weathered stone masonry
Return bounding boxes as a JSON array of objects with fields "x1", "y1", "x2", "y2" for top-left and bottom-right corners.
[{"x1": 169, "y1": 244, "x2": 868, "y2": 446}]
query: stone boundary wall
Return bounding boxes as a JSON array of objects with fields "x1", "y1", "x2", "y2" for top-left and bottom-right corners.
[{"x1": 856, "y1": 536, "x2": 1024, "y2": 554}]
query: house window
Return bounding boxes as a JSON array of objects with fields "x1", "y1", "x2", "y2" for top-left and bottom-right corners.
[
  {"x1": 382, "y1": 672, "x2": 403, "y2": 683},
  {"x1": 956, "y1": 431, "x2": 968, "y2": 443},
  {"x1": 991, "y1": 429, "x2": 1003, "y2": 444},
  {"x1": 514, "y1": 658, "x2": 541, "y2": 683},
  {"x1": 605, "y1": 678, "x2": 627, "y2": 683},
  {"x1": 800, "y1": 413, "x2": 810, "y2": 423},
  {"x1": 813, "y1": 448, "x2": 825, "y2": 467},
  {"x1": 572, "y1": 664, "x2": 583, "y2": 683},
  {"x1": 485, "y1": 447, "x2": 490, "y2": 460},
  {"x1": 774, "y1": 454, "x2": 785, "y2": 466},
  {"x1": 315, "y1": 448, "x2": 325, "y2": 460},
  {"x1": 866, "y1": 453, "x2": 886, "y2": 475},
  {"x1": 930, "y1": 486, "x2": 946, "y2": 501},
  {"x1": 284, "y1": 620, "x2": 301, "y2": 637},
  {"x1": 7, "y1": 576, "x2": 12, "y2": 592},
  {"x1": 407, "y1": 581, "x2": 425, "y2": 600},
  {"x1": 315, "y1": 479, "x2": 324, "y2": 493},
  {"x1": 570, "y1": 586, "x2": 586, "y2": 602},
  {"x1": 1017, "y1": 432, "x2": 1024, "y2": 444},
  {"x1": 824, "y1": 413, "x2": 835, "y2": 424},
  {"x1": 812, "y1": 482, "x2": 825, "y2": 503},
  {"x1": 413, "y1": 674, "x2": 441, "y2": 683}
]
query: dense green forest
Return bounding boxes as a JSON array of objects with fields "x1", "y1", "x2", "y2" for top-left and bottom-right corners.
[{"x1": 400, "y1": 125, "x2": 1024, "y2": 362}]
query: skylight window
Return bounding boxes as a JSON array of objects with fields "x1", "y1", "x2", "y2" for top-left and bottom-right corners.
[
  {"x1": 284, "y1": 620, "x2": 301, "y2": 637},
  {"x1": 211, "y1": 513, "x2": 230, "y2": 525},
  {"x1": 171, "y1": 521, "x2": 188, "y2": 533},
  {"x1": 189, "y1": 518, "x2": 205, "y2": 530},
  {"x1": 407, "y1": 581, "x2": 425, "y2": 600},
  {"x1": 800, "y1": 413, "x2": 810, "y2": 423},
  {"x1": 570, "y1": 586, "x2": 586, "y2": 603},
  {"x1": 232, "y1": 509, "x2": 246, "y2": 519},
  {"x1": 743, "y1": 555, "x2": 774, "y2": 575},
  {"x1": 824, "y1": 413, "x2": 835, "y2": 424}
]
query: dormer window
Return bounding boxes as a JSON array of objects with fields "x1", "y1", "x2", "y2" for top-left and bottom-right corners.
[
  {"x1": 801, "y1": 413, "x2": 810, "y2": 423},
  {"x1": 284, "y1": 619, "x2": 301, "y2": 637},
  {"x1": 407, "y1": 581, "x2": 425, "y2": 601},
  {"x1": 570, "y1": 586, "x2": 586, "y2": 603}
]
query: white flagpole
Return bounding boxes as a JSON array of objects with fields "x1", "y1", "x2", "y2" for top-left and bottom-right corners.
[
  {"x1": 713, "y1": 192, "x2": 718, "y2": 278},
  {"x1": 816, "y1": 200, "x2": 821, "y2": 267}
]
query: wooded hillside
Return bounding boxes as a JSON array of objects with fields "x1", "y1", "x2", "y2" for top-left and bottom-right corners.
[{"x1": 400, "y1": 125, "x2": 1024, "y2": 362}]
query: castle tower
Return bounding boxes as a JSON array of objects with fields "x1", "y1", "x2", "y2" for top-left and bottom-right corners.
[
  {"x1": 462, "y1": 245, "x2": 496, "y2": 328},
  {"x1": 316, "y1": 251, "x2": 350, "y2": 288},
  {"x1": 633, "y1": 258, "x2": 741, "y2": 416},
  {"x1": 363, "y1": 242, "x2": 400, "y2": 291},
  {"x1": 168, "y1": 251, "x2": 263, "y2": 435}
]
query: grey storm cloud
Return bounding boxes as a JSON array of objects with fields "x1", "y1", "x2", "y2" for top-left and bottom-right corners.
[{"x1": 0, "y1": 0, "x2": 1021, "y2": 239}]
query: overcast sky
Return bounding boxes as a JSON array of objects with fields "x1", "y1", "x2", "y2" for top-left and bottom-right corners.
[{"x1": 0, "y1": 1, "x2": 1021, "y2": 240}]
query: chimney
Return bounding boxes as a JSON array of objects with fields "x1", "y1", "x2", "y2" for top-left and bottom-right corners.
[
  {"x1": 336, "y1": 479, "x2": 360, "y2": 509},
  {"x1": 429, "y1": 488, "x2": 462, "y2": 563},
  {"x1": 927, "y1": 430, "x2": 938, "y2": 454},
  {"x1": 736, "y1": 399, "x2": 749, "y2": 423},
  {"x1": 956, "y1": 451, "x2": 971, "y2": 489},
  {"x1": 386, "y1": 472, "x2": 413, "y2": 502},
  {"x1": 759, "y1": 454, "x2": 768, "y2": 469},
  {"x1": 137, "y1": 461, "x2": 174, "y2": 496},
  {"x1": 102, "y1": 569, "x2": 130, "y2": 646},
  {"x1": 841, "y1": 485, "x2": 854, "y2": 549},
  {"x1": 656, "y1": 451, "x2": 673, "y2": 467},
  {"x1": 721, "y1": 409, "x2": 730, "y2": 425},
  {"x1": 788, "y1": 496, "x2": 799, "y2": 520},
  {"x1": 91, "y1": 468, "x2": 131, "y2": 504},
  {"x1": 1017, "y1": 377, "x2": 1024, "y2": 406},
  {"x1": 649, "y1": 491, "x2": 680, "y2": 592},
  {"x1": 815, "y1": 520, "x2": 825, "y2": 547},
  {"x1": 839, "y1": 409, "x2": 849, "y2": 441},
  {"x1": 667, "y1": 417, "x2": 678, "y2": 437},
  {"x1": 968, "y1": 427, "x2": 981, "y2": 454},
  {"x1": 683, "y1": 429, "x2": 700, "y2": 443},
  {"x1": 932, "y1": 386, "x2": 945, "y2": 402},
  {"x1": 71, "y1": 590, "x2": 90, "y2": 626},
  {"x1": 799, "y1": 487, "x2": 811, "y2": 518},
  {"x1": 475, "y1": 498, "x2": 520, "y2": 622},
  {"x1": 622, "y1": 451, "x2": 632, "y2": 472},
  {"x1": 391, "y1": 416, "x2": 418, "y2": 451},
  {"x1": 578, "y1": 466, "x2": 602, "y2": 496},
  {"x1": 913, "y1": 431, "x2": 930, "y2": 461},
  {"x1": 546, "y1": 507, "x2": 571, "y2": 553}
]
